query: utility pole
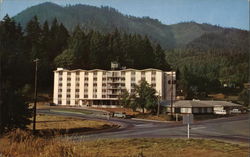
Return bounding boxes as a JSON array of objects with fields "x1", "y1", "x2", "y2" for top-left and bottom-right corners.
[
  {"x1": 170, "y1": 71, "x2": 174, "y2": 118},
  {"x1": 33, "y1": 58, "x2": 39, "y2": 134},
  {"x1": 157, "y1": 91, "x2": 160, "y2": 117},
  {"x1": 0, "y1": 68, "x2": 2, "y2": 133}
]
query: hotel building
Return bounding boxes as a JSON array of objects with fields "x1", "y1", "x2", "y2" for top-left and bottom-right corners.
[{"x1": 53, "y1": 67, "x2": 176, "y2": 108}]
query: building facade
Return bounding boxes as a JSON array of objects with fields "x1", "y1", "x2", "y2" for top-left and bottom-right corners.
[{"x1": 53, "y1": 68, "x2": 176, "y2": 107}]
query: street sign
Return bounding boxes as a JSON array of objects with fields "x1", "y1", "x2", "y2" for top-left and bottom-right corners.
[
  {"x1": 183, "y1": 114, "x2": 193, "y2": 124},
  {"x1": 182, "y1": 114, "x2": 194, "y2": 139}
]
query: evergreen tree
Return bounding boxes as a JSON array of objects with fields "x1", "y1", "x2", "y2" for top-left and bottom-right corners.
[
  {"x1": 0, "y1": 15, "x2": 32, "y2": 133},
  {"x1": 134, "y1": 80, "x2": 157, "y2": 113}
]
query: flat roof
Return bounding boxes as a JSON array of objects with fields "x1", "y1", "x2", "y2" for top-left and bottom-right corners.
[
  {"x1": 173, "y1": 100, "x2": 242, "y2": 108},
  {"x1": 54, "y1": 67, "x2": 173, "y2": 73}
]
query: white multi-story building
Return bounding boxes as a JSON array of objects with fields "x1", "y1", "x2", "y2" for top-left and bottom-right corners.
[{"x1": 53, "y1": 68, "x2": 176, "y2": 108}]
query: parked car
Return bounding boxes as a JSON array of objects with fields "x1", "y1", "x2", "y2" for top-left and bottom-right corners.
[
  {"x1": 48, "y1": 102, "x2": 56, "y2": 106},
  {"x1": 113, "y1": 112, "x2": 126, "y2": 118},
  {"x1": 230, "y1": 109, "x2": 241, "y2": 114},
  {"x1": 214, "y1": 110, "x2": 227, "y2": 115}
]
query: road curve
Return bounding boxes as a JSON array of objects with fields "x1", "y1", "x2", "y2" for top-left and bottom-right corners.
[{"x1": 38, "y1": 109, "x2": 250, "y2": 143}]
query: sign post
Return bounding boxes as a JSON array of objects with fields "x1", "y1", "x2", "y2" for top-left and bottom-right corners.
[{"x1": 183, "y1": 114, "x2": 193, "y2": 139}]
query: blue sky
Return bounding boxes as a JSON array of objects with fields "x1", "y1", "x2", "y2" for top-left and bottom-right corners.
[{"x1": 0, "y1": 0, "x2": 249, "y2": 30}]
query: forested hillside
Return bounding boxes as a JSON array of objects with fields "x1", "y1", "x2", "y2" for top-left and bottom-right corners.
[
  {"x1": 14, "y1": 2, "x2": 225, "y2": 49},
  {"x1": 166, "y1": 29, "x2": 249, "y2": 99}
]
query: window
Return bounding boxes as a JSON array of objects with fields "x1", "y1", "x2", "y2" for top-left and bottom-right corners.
[
  {"x1": 76, "y1": 83, "x2": 80, "y2": 87},
  {"x1": 67, "y1": 94, "x2": 70, "y2": 98},
  {"x1": 152, "y1": 71, "x2": 156, "y2": 75},
  {"x1": 58, "y1": 94, "x2": 62, "y2": 98},
  {"x1": 121, "y1": 77, "x2": 125, "y2": 81},
  {"x1": 94, "y1": 72, "x2": 97, "y2": 75},
  {"x1": 84, "y1": 89, "x2": 88, "y2": 92},
  {"x1": 67, "y1": 77, "x2": 71, "y2": 81},
  {"x1": 131, "y1": 83, "x2": 136, "y2": 87},
  {"x1": 67, "y1": 72, "x2": 71, "y2": 75},
  {"x1": 76, "y1": 77, "x2": 80, "y2": 81},
  {"x1": 58, "y1": 89, "x2": 62, "y2": 92},
  {"x1": 58, "y1": 100, "x2": 62, "y2": 105},
  {"x1": 66, "y1": 100, "x2": 70, "y2": 105},
  {"x1": 75, "y1": 95, "x2": 79, "y2": 98},
  {"x1": 58, "y1": 83, "x2": 62, "y2": 87},
  {"x1": 121, "y1": 71, "x2": 125, "y2": 75},
  {"x1": 151, "y1": 83, "x2": 156, "y2": 87},
  {"x1": 59, "y1": 71, "x2": 63, "y2": 75},
  {"x1": 76, "y1": 72, "x2": 80, "y2": 75},
  {"x1": 94, "y1": 77, "x2": 97, "y2": 81},
  {"x1": 102, "y1": 83, "x2": 106, "y2": 87},
  {"x1": 141, "y1": 77, "x2": 145, "y2": 81},
  {"x1": 141, "y1": 71, "x2": 145, "y2": 75},
  {"x1": 84, "y1": 83, "x2": 88, "y2": 87},
  {"x1": 102, "y1": 89, "x2": 106, "y2": 92},
  {"x1": 103, "y1": 72, "x2": 106, "y2": 75},
  {"x1": 93, "y1": 83, "x2": 97, "y2": 87},
  {"x1": 59, "y1": 78, "x2": 63, "y2": 81},
  {"x1": 67, "y1": 89, "x2": 71, "y2": 92},
  {"x1": 151, "y1": 77, "x2": 156, "y2": 81},
  {"x1": 102, "y1": 77, "x2": 106, "y2": 81},
  {"x1": 85, "y1": 72, "x2": 88, "y2": 75},
  {"x1": 75, "y1": 89, "x2": 79, "y2": 92},
  {"x1": 113, "y1": 72, "x2": 119, "y2": 76},
  {"x1": 102, "y1": 95, "x2": 106, "y2": 98},
  {"x1": 121, "y1": 83, "x2": 125, "y2": 87},
  {"x1": 93, "y1": 95, "x2": 97, "y2": 98},
  {"x1": 84, "y1": 77, "x2": 88, "y2": 81},
  {"x1": 84, "y1": 95, "x2": 88, "y2": 98},
  {"x1": 67, "y1": 83, "x2": 71, "y2": 87},
  {"x1": 131, "y1": 77, "x2": 135, "y2": 81},
  {"x1": 131, "y1": 71, "x2": 135, "y2": 75},
  {"x1": 93, "y1": 89, "x2": 97, "y2": 92}
]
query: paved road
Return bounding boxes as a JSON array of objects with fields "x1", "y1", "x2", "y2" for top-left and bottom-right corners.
[{"x1": 38, "y1": 109, "x2": 250, "y2": 143}]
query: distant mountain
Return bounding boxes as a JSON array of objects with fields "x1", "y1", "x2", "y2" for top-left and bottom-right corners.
[{"x1": 13, "y1": 2, "x2": 232, "y2": 49}]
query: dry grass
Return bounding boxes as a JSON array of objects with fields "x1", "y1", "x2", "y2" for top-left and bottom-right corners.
[
  {"x1": 0, "y1": 130, "x2": 248, "y2": 157},
  {"x1": 27, "y1": 114, "x2": 108, "y2": 130},
  {"x1": 26, "y1": 114, "x2": 114, "y2": 136},
  {"x1": 91, "y1": 107, "x2": 139, "y2": 116}
]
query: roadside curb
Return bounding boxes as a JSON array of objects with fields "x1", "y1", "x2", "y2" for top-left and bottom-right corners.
[{"x1": 131, "y1": 118, "x2": 174, "y2": 123}]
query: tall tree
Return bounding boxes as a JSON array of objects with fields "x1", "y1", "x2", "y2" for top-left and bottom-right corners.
[
  {"x1": 135, "y1": 80, "x2": 158, "y2": 113},
  {"x1": 0, "y1": 15, "x2": 31, "y2": 133}
]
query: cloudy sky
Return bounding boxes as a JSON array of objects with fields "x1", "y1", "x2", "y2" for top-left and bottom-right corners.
[{"x1": 0, "y1": 0, "x2": 249, "y2": 30}]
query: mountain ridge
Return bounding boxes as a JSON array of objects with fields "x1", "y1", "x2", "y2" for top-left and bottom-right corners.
[{"x1": 12, "y1": 2, "x2": 236, "y2": 49}]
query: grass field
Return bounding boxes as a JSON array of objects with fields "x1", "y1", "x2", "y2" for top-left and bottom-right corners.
[
  {"x1": 28, "y1": 114, "x2": 109, "y2": 130},
  {"x1": 0, "y1": 130, "x2": 248, "y2": 157},
  {"x1": 27, "y1": 114, "x2": 114, "y2": 136}
]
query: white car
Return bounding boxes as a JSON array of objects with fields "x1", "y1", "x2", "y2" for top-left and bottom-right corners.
[
  {"x1": 214, "y1": 110, "x2": 227, "y2": 115},
  {"x1": 113, "y1": 112, "x2": 126, "y2": 118},
  {"x1": 230, "y1": 109, "x2": 241, "y2": 114}
]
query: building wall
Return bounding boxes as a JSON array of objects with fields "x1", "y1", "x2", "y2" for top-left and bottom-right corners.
[
  {"x1": 181, "y1": 108, "x2": 192, "y2": 113},
  {"x1": 165, "y1": 71, "x2": 176, "y2": 101},
  {"x1": 53, "y1": 68, "x2": 176, "y2": 106},
  {"x1": 53, "y1": 70, "x2": 59, "y2": 104}
]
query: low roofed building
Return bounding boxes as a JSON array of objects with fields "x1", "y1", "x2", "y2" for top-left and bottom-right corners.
[{"x1": 167, "y1": 100, "x2": 243, "y2": 114}]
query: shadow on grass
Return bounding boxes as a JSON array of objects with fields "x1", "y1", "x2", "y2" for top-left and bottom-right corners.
[
  {"x1": 34, "y1": 124, "x2": 118, "y2": 137},
  {"x1": 36, "y1": 120, "x2": 72, "y2": 123}
]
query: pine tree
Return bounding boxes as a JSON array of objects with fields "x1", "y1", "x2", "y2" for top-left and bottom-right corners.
[{"x1": 0, "y1": 15, "x2": 31, "y2": 133}]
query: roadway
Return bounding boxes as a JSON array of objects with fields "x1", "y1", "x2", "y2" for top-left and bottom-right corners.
[{"x1": 38, "y1": 109, "x2": 250, "y2": 143}]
